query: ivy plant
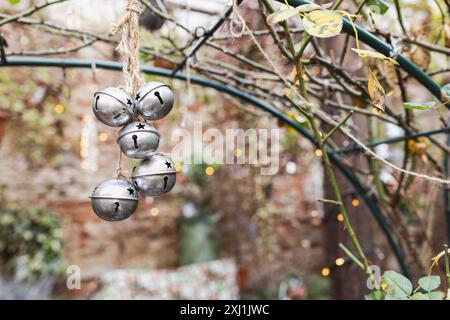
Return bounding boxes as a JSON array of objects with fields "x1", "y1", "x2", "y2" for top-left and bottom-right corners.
[{"x1": 0, "y1": 203, "x2": 65, "y2": 282}]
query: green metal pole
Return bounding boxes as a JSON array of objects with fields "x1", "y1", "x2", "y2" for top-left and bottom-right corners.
[{"x1": 1, "y1": 56, "x2": 410, "y2": 277}]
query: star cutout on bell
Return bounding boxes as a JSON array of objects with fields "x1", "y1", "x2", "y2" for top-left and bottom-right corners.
[
  {"x1": 136, "y1": 123, "x2": 145, "y2": 130},
  {"x1": 127, "y1": 187, "x2": 135, "y2": 196},
  {"x1": 164, "y1": 161, "x2": 172, "y2": 169},
  {"x1": 127, "y1": 99, "x2": 133, "y2": 106},
  {"x1": 135, "y1": 93, "x2": 141, "y2": 100}
]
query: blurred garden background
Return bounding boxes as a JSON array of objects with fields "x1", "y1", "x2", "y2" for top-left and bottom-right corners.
[{"x1": 0, "y1": 0, "x2": 449, "y2": 300}]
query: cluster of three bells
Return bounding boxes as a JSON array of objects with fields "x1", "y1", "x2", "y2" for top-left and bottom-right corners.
[{"x1": 90, "y1": 82, "x2": 176, "y2": 221}]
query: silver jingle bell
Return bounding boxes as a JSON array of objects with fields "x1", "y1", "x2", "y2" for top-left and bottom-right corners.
[
  {"x1": 117, "y1": 121, "x2": 160, "y2": 159},
  {"x1": 132, "y1": 153, "x2": 176, "y2": 197},
  {"x1": 90, "y1": 179, "x2": 139, "y2": 221},
  {"x1": 93, "y1": 87, "x2": 134, "y2": 127},
  {"x1": 135, "y1": 82, "x2": 174, "y2": 120}
]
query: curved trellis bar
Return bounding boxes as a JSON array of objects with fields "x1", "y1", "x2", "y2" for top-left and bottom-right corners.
[{"x1": 1, "y1": 56, "x2": 410, "y2": 277}]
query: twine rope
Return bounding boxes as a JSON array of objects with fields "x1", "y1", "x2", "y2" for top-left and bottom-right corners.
[
  {"x1": 180, "y1": 58, "x2": 192, "y2": 128},
  {"x1": 112, "y1": 0, "x2": 144, "y2": 179},
  {"x1": 115, "y1": 150, "x2": 127, "y2": 179},
  {"x1": 230, "y1": 0, "x2": 246, "y2": 38},
  {"x1": 112, "y1": 0, "x2": 145, "y2": 97}
]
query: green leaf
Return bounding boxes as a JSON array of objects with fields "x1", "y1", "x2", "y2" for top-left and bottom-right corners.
[
  {"x1": 441, "y1": 83, "x2": 450, "y2": 102},
  {"x1": 302, "y1": 10, "x2": 343, "y2": 38},
  {"x1": 8, "y1": 0, "x2": 21, "y2": 4},
  {"x1": 365, "y1": 290, "x2": 385, "y2": 300},
  {"x1": 367, "y1": 0, "x2": 389, "y2": 15},
  {"x1": 266, "y1": 8, "x2": 300, "y2": 25},
  {"x1": 418, "y1": 275, "x2": 440, "y2": 292},
  {"x1": 403, "y1": 101, "x2": 436, "y2": 110},
  {"x1": 426, "y1": 291, "x2": 443, "y2": 300},
  {"x1": 351, "y1": 48, "x2": 399, "y2": 65},
  {"x1": 410, "y1": 292, "x2": 429, "y2": 300},
  {"x1": 382, "y1": 271, "x2": 413, "y2": 298},
  {"x1": 385, "y1": 294, "x2": 407, "y2": 300}
]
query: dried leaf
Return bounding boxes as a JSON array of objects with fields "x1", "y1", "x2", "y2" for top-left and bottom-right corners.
[
  {"x1": 368, "y1": 68, "x2": 385, "y2": 112},
  {"x1": 409, "y1": 45, "x2": 431, "y2": 71},
  {"x1": 352, "y1": 48, "x2": 399, "y2": 65},
  {"x1": 302, "y1": 10, "x2": 343, "y2": 38},
  {"x1": 381, "y1": 61, "x2": 399, "y2": 88}
]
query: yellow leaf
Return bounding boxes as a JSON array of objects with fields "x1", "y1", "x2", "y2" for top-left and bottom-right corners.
[
  {"x1": 302, "y1": 10, "x2": 343, "y2": 38},
  {"x1": 368, "y1": 69, "x2": 385, "y2": 112},
  {"x1": 267, "y1": 8, "x2": 299, "y2": 25},
  {"x1": 408, "y1": 137, "x2": 429, "y2": 156},
  {"x1": 351, "y1": 48, "x2": 399, "y2": 65},
  {"x1": 266, "y1": 3, "x2": 334, "y2": 25}
]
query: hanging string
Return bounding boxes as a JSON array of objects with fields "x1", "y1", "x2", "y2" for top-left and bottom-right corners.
[
  {"x1": 180, "y1": 58, "x2": 194, "y2": 128},
  {"x1": 115, "y1": 149, "x2": 127, "y2": 179},
  {"x1": 111, "y1": 0, "x2": 145, "y2": 179},
  {"x1": 111, "y1": 0, "x2": 145, "y2": 97},
  {"x1": 230, "y1": 0, "x2": 246, "y2": 38}
]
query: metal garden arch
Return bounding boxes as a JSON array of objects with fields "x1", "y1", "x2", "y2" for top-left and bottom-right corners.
[{"x1": 1, "y1": 0, "x2": 448, "y2": 279}]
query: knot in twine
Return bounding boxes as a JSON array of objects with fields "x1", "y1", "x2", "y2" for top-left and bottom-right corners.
[
  {"x1": 111, "y1": 0, "x2": 144, "y2": 179},
  {"x1": 230, "y1": 0, "x2": 246, "y2": 38},
  {"x1": 112, "y1": 0, "x2": 145, "y2": 97}
]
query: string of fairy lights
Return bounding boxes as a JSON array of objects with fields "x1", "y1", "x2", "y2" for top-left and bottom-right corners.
[{"x1": 321, "y1": 246, "x2": 385, "y2": 277}]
